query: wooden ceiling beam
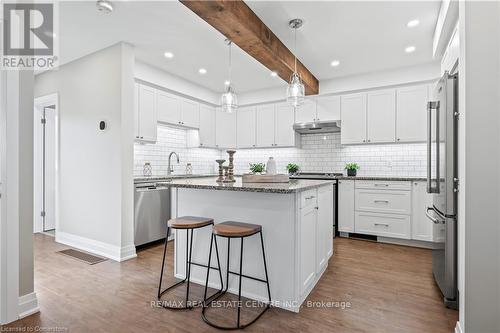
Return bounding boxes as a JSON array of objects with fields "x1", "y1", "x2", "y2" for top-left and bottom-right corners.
[{"x1": 180, "y1": 0, "x2": 319, "y2": 95}]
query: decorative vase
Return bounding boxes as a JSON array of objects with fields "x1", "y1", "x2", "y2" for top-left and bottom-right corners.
[
  {"x1": 143, "y1": 162, "x2": 152, "y2": 177},
  {"x1": 215, "y1": 159, "x2": 226, "y2": 182},
  {"x1": 266, "y1": 157, "x2": 277, "y2": 175},
  {"x1": 347, "y1": 169, "x2": 357, "y2": 177}
]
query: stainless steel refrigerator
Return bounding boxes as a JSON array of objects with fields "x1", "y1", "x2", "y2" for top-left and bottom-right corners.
[{"x1": 425, "y1": 71, "x2": 458, "y2": 309}]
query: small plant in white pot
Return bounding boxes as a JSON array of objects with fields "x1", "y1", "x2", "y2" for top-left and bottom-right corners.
[
  {"x1": 345, "y1": 163, "x2": 360, "y2": 177},
  {"x1": 249, "y1": 163, "x2": 266, "y2": 174}
]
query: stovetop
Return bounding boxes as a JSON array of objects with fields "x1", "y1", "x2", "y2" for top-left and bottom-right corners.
[{"x1": 290, "y1": 172, "x2": 343, "y2": 180}]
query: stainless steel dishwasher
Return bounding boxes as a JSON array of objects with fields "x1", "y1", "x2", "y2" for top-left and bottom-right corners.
[{"x1": 134, "y1": 182, "x2": 169, "y2": 247}]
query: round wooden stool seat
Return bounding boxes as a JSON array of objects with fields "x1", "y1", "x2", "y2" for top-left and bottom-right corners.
[
  {"x1": 168, "y1": 216, "x2": 214, "y2": 229},
  {"x1": 213, "y1": 221, "x2": 262, "y2": 237}
]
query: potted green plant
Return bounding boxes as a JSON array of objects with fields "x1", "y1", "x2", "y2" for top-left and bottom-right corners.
[
  {"x1": 286, "y1": 163, "x2": 300, "y2": 175},
  {"x1": 345, "y1": 163, "x2": 360, "y2": 177},
  {"x1": 249, "y1": 163, "x2": 266, "y2": 174}
]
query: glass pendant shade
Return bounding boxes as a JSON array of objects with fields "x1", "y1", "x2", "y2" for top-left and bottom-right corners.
[
  {"x1": 221, "y1": 85, "x2": 238, "y2": 113},
  {"x1": 286, "y1": 72, "x2": 305, "y2": 107}
]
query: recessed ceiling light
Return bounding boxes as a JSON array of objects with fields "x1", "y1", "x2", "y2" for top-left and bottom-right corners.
[
  {"x1": 407, "y1": 19, "x2": 420, "y2": 28},
  {"x1": 163, "y1": 52, "x2": 174, "y2": 59},
  {"x1": 96, "y1": 0, "x2": 113, "y2": 14},
  {"x1": 198, "y1": 68, "x2": 207, "y2": 75},
  {"x1": 224, "y1": 80, "x2": 230, "y2": 85},
  {"x1": 330, "y1": 60, "x2": 340, "y2": 67},
  {"x1": 405, "y1": 46, "x2": 416, "y2": 53},
  {"x1": 270, "y1": 71, "x2": 278, "y2": 77}
]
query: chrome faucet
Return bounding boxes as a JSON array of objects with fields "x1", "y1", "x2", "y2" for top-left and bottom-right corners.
[{"x1": 167, "y1": 152, "x2": 179, "y2": 176}]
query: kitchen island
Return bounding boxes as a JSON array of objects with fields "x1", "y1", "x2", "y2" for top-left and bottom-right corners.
[{"x1": 161, "y1": 177, "x2": 334, "y2": 312}]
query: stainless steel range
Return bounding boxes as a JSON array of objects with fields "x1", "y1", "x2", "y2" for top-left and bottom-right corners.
[{"x1": 290, "y1": 172, "x2": 342, "y2": 237}]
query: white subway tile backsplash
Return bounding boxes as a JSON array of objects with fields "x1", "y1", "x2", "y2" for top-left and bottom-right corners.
[{"x1": 134, "y1": 128, "x2": 427, "y2": 178}]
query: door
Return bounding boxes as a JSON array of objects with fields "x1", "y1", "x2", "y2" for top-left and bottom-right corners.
[
  {"x1": 341, "y1": 93, "x2": 367, "y2": 144},
  {"x1": 316, "y1": 95, "x2": 340, "y2": 122},
  {"x1": 295, "y1": 99, "x2": 316, "y2": 123},
  {"x1": 156, "y1": 89, "x2": 181, "y2": 125},
  {"x1": 366, "y1": 89, "x2": 396, "y2": 143},
  {"x1": 275, "y1": 103, "x2": 295, "y2": 147},
  {"x1": 138, "y1": 84, "x2": 157, "y2": 142},
  {"x1": 199, "y1": 104, "x2": 216, "y2": 147},
  {"x1": 396, "y1": 85, "x2": 428, "y2": 142},
  {"x1": 215, "y1": 108, "x2": 237, "y2": 148},
  {"x1": 256, "y1": 104, "x2": 275, "y2": 147},
  {"x1": 338, "y1": 180, "x2": 355, "y2": 232},
  {"x1": 236, "y1": 106, "x2": 256, "y2": 148},
  {"x1": 39, "y1": 106, "x2": 56, "y2": 231},
  {"x1": 180, "y1": 99, "x2": 199, "y2": 128},
  {"x1": 317, "y1": 186, "x2": 333, "y2": 269},
  {"x1": 300, "y1": 205, "x2": 317, "y2": 294}
]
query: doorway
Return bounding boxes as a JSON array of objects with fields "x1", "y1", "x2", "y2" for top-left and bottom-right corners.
[{"x1": 34, "y1": 94, "x2": 58, "y2": 234}]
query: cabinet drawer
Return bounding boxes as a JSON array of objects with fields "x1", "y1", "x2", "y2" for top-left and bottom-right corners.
[
  {"x1": 355, "y1": 180, "x2": 411, "y2": 191},
  {"x1": 355, "y1": 189, "x2": 411, "y2": 215},
  {"x1": 355, "y1": 212, "x2": 411, "y2": 239},
  {"x1": 301, "y1": 189, "x2": 317, "y2": 209}
]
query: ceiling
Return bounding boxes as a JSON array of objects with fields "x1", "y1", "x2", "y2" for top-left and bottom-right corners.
[{"x1": 57, "y1": 1, "x2": 441, "y2": 94}]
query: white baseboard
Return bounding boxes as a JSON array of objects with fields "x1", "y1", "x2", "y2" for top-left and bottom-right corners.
[
  {"x1": 56, "y1": 231, "x2": 137, "y2": 262},
  {"x1": 455, "y1": 321, "x2": 463, "y2": 333},
  {"x1": 18, "y1": 292, "x2": 39, "y2": 319}
]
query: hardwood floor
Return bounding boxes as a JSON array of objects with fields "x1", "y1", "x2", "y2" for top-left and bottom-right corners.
[{"x1": 3, "y1": 234, "x2": 458, "y2": 332}]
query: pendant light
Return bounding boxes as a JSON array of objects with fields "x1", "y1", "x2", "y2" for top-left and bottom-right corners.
[
  {"x1": 286, "y1": 18, "x2": 305, "y2": 108},
  {"x1": 221, "y1": 39, "x2": 238, "y2": 113}
]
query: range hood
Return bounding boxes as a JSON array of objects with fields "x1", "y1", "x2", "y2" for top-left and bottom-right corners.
[{"x1": 293, "y1": 120, "x2": 341, "y2": 134}]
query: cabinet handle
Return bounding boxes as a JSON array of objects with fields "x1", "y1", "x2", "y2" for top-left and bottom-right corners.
[
  {"x1": 367, "y1": 139, "x2": 371, "y2": 142},
  {"x1": 362, "y1": 139, "x2": 366, "y2": 143},
  {"x1": 374, "y1": 223, "x2": 389, "y2": 227},
  {"x1": 140, "y1": 136, "x2": 144, "y2": 139},
  {"x1": 200, "y1": 143, "x2": 204, "y2": 146},
  {"x1": 374, "y1": 200, "x2": 389, "y2": 204},
  {"x1": 374, "y1": 184, "x2": 389, "y2": 187},
  {"x1": 314, "y1": 206, "x2": 319, "y2": 210},
  {"x1": 397, "y1": 138, "x2": 401, "y2": 141},
  {"x1": 305, "y1": 195, "x2": 316, "y2": 200}
]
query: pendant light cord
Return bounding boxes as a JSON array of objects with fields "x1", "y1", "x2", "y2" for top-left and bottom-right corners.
[
  {"x1": 294, "y1": 27, "x2": 297, "y2": 73},
  {"x1": 228, "y1": 40, "x2": 232, "y2": 85}
]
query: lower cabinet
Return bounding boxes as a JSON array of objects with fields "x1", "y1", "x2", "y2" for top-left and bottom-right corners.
[
  {"x1": 299, "y1": 185, "x2": 333, "y2": 296},
  {"x1": 355, "y1": 211, "x2": 411, "y2": 239},
  {"x1": 338, "y1": 180, "x2": 355, "y2": 232}
]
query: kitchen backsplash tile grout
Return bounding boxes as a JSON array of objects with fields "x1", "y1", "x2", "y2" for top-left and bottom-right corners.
[{"x1": 134, "y1": 125, "x2": 427, "y2": 177}]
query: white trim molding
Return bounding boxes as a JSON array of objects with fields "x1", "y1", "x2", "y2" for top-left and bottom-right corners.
[
  {"x1": 455, "y1": 321, "x2": 463, "y2": 333},
  {"x1": 18, "y1": 292, "x2": 39, "y2": 319},
  {"x1": 56, "y1": 231, "x2": 137, "y2": 262}
]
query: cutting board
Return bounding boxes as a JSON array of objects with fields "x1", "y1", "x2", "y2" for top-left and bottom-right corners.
[{"x1": 242, "y1": 173, "x2": 290, "y2": 183}]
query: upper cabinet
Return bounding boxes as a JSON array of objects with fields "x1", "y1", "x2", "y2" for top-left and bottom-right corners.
[
  {"x1": 237, "y1": 106, "x2": 256, "y2": 148},
  {"x1": 215, "y1": 108, "x2": 237, "y2": 149},
  {"x1": 396, "y1": 85, "x2": 428, "y2": 142},
  {"x1": 316, "y1": 95, "x2": 341, "y2": 122},
  {"x1": 340, "y1": 93, "x2": 367, "y2": 144},
  {"x1": 256, "y1": 104, "x2": 276, "y2": 147},
  {"x1": 275, "y1": 103, "x2": 297, "y2": 147},
  {"x1": 135, "y1": 83, "x2": 157, "y2": 142},
  {"x1": 180, "y1": 99, "x2": 200, "y2": 128},
  {"x1": 366, "y1": 89, "x2": 396, "y2": 143},
  {"x1": 156, "y1": 90, "x2": 199, "y2": 128},
  {"x1": 295, "y1": 99, "x2": 316, "y2": 123},
  {"x1": 199, "y1": 104, "x2": 216, "y2": 147}
]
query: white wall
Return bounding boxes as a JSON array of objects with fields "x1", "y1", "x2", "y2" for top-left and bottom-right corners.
[
  {"x1": 238, "y1": 62, "x2": 441, "y2": 105},
  {"x1": 34, "y1": 43, "x2": 136, "y2": 261},
  {"x1": 135, "y1": 61, "x2": 219, "y2": 105},
  {"x1": 459, "y1": 2, "x2": 500, "y2": 332}
]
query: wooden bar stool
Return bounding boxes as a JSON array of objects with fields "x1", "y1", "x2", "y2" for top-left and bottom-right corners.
[
  {"x1": 201, "y1": 221, "x2": 271, "y2": 329},
  {"x1": 158, "y1": 216, "x2": 224, "y2": 310}
]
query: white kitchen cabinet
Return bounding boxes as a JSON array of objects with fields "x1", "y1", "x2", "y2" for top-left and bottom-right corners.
[
  {"x1": 294, "y1": 99, "x2": 316, "y2": 123},
  {"x1": 396, "y1": 85, "x2": 428, "y2": 142},
  {"x1": 412, "y1": 181, "x2": 445, "y2": 242},
  {"x1": 134, "y1": 83, "x2": 139, "y2": 139},
  {"x1": 355, "y1": 211, "x2": 411, "y2": 239},
  {"x1": 256, "y1": 104, "x2": 276, "y2": 147},
  {"x1": 275, "y1": 103, "x2": 297, "y2": 147},
  {"x1": 366, "y1": 89, "x2": 396, "y2": 143},
  {"x1": 338, "y1": 180, "x2": 355, "y2": 232},
  {"x1": 300, "y1": 203, "x2": 317, "y2": 295},
  {"x1": 199, "y1": 104, "x2": 216, "y2": 147},
  {"x1": 180, "y1": 99, "x2": 200, "y2": 128},
  {"x1": 341, "y1": 93, "x2": 367, "y2": 144},
  {"x1": 316, "y1": 95, "x2": 341, "y2": 122},
  {"x1": 215, "y1": 108, "x2": 237, "y2": 148},
  {"x1": 317, "y1": 185, "x2": 334, "y2": 272},
  {"x1": 237, "y1": 106, "x2": 256, "y2": 148},
  {"x1": 156, "y1": 89, "x2": 181, "y2": 125},
  {"x1": 136, "y1": 83, "x2": 157, "y2": 142}
]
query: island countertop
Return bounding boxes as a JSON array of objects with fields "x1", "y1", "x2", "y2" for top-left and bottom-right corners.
[{"x1": 157, "y1": 176, "x2": 334, "y2": 193}]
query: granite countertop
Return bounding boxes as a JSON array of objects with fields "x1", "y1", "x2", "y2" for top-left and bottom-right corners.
[
  {"x1": 156, "y1": 176, "x2": 334, "y2": 194},
  {"x1": 134, "y1": 174, "x2": 217, "y2": 183},
  {"x1": 335, "y1": 176, "x2": 427, "y2": 181}
]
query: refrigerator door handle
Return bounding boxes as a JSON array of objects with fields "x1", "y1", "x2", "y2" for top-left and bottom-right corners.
[
  {"x1": 425, "y1": 206, "x2": 444, "y2": 224},
  {"x1": 427, "y1": 101, "x2": 440, "y2": 193}
]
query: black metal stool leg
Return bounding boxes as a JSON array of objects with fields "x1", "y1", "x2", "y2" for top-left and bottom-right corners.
[
  {"x1": 260, "y1": 231, "x2": 272, "y2": 305},
  {"x1": 185, "y1": 228, "x2": 194, "y2": 309},
  {"x1": 237, "y1": 237, "x2": 244, "y2": 328},
  {"x1": 202, "y1": 233, "x2": 224, "y2": 305},
  {"x1": 202, "y1": 234, "x2": 214, "y2": 302},
  {"x1": 225, "y1": 237, "x2": 231, "y2": 293},
  {"x1": 158, "y1": 226, "x2": 171, "y2": 298}
]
